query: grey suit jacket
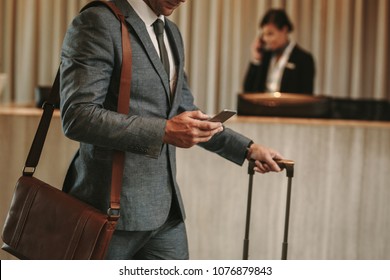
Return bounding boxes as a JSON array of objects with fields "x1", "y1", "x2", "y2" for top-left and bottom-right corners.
[{"x1": 60, "y1": 0, "x2": 251, "y2": 231}]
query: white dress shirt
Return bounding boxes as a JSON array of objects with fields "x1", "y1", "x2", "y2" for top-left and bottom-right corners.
[
  {"x1": 265, "y1": 41, "x2": 295, "y2": 93},
  {"x1": 127, "y1": 0, "x2": 177, "y2": 92}
]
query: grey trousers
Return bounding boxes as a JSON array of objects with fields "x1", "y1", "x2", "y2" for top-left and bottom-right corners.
[{"x1": 105, "y1": 203, "x2": 189, "y2": 260}]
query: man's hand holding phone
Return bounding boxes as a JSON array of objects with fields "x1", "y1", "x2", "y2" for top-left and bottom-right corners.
[
  {"x1": 163, "y1": 110, "x2": 224, "y2": 148},
  {"x1": 163, "y1": 109, "x2": 236, "y2": 148}
]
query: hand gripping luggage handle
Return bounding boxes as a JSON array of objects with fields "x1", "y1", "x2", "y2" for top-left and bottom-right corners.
[{"x1": 247, "y1": 159, "x2": 294, "y2": 177}]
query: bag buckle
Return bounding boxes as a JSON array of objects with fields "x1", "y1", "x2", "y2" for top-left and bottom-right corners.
[
  {"x1": 23, "y1": 166, "x2": 36, "y2": 176},
  {"x1": 107, "y1": 208, "x2": 120, "y2": 220}
]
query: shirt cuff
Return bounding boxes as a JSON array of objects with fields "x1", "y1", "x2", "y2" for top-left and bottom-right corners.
[{"x1": 245, "y1": 140, "x2": 254, "y2": 160}]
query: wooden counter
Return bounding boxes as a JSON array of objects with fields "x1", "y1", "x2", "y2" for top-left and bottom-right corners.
[{"x1": 1, "y1": 107, "x2": 389, "y2": 259}]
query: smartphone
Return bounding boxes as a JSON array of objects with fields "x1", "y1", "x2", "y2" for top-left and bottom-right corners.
[
  {"x1": 257, "y1": 35, "x2": 266, "y2": 54},
  {"x1": 208, "y1": 109, "x2": 237, "y2": 123}
]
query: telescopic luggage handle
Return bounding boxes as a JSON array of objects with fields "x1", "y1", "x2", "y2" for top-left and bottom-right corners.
[
  {"x1": 243, "y1": 159, "x2": 295, "y2": 260},
  {"x1": 276, "y1": 159, "x2": 294, "y2": 177},
  {"x1": 277, "y1": 159, "x2": 295, "y2": 260}
]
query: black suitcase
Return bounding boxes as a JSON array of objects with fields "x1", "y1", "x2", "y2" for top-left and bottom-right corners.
[{"x1": 243, "y1": 159, "x2": 295, "y2": 260}]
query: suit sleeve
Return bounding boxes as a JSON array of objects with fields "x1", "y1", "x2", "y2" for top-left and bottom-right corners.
[
  {"x1": 60, "y1": 7, "x2": 166, "y2": 158},
  {"x1": 177, "y1": 63, "x2": 252, "y2": 165},
  {"x1": 301, "y1": 53, "x2": 315, "y2": 94},
  {"x1": 243, "y1": 63, "x2": 262, "y2": 92},
  {"x1": 166, "y1": 19, "x2": 253, "y2": 165},
  {"x1": 243, "y1": 53, "x2": 271, "y2": 93},
  {"x1": 198, "y1": 128, "x2": 252, "y2": 166}
]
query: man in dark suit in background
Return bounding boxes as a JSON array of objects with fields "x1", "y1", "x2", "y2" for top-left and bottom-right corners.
[
  {"x1": 60, "y1": 0, "x2": 283, "y2": 260},
  {"x1": 244, "y1": 9, "x2": 315, "y2": 95}
]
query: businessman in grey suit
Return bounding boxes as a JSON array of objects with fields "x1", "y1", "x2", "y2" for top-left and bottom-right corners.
[{"x1": 60, "y1": 0, "x2": 283, "y2": 260}]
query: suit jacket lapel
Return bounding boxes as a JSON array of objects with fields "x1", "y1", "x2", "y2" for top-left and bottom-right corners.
[{"x1": 114, "y1": 0, "x2": 171, "y2": 101}]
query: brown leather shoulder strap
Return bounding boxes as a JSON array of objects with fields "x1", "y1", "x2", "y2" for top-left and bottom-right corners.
[
  {"x1": 24, "y1": 0, "x2": 132, "y2": 220},
  {"x1": 97, "y1": 1, "x2": 132, "y2": 219},
  {"x1": 83, "y1": 1, "x2": 132, "y2": 218},
  {"x1": 80, "y1": 1, "x2": 132, "y2": 116}
]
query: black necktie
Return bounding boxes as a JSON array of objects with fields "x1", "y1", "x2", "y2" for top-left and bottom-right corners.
[{"x1": 153, "y1": 19, "x2": 170, "y2": 80}]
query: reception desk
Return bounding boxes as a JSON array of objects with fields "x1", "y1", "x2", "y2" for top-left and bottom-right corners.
[{"x1": 1, "y1": 107, "x2": 390, "y2": 260}]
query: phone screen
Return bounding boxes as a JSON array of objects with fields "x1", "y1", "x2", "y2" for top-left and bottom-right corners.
[{"x1": 208, "y1": 109, "x2": 237, "y2": 123}]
